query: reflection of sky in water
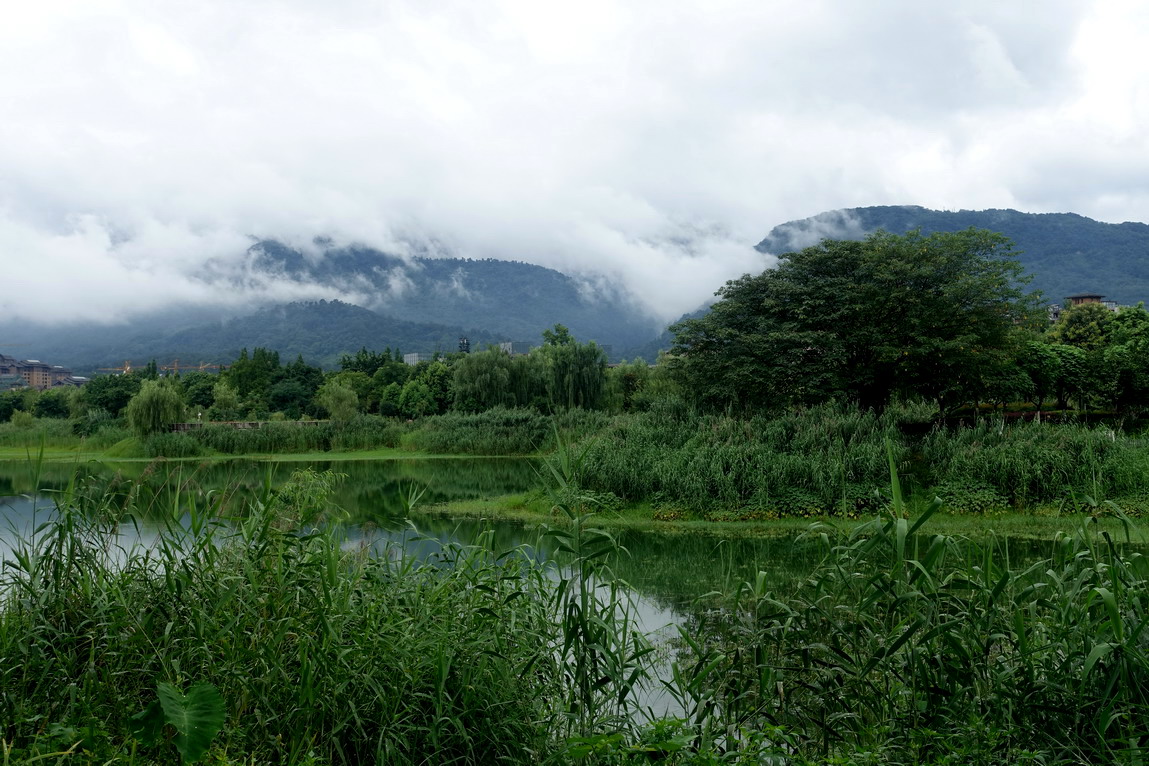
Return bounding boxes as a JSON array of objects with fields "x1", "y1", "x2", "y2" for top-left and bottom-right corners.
[
  {"x1": 0, "y1": 494, "x2": 176, "y2": 568},
  {"x1": 0, "y1": 494, "x2": 50, "y2": 562}
]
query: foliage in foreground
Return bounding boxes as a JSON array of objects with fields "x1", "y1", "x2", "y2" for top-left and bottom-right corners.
[
  {"x1": 0, "y1": 471, "x2": 559, "y2": 764},
  {"x1": 4, "y1": 464, "x2": 1149, "y2": 764},
  {"x1": 681, "y1": 499, "x2": 1149, "y2": 764}
]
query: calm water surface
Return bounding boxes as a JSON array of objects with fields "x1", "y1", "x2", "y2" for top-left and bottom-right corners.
[{"x1": 0, "y1": 457, "x2": 1073, "y2": 606}]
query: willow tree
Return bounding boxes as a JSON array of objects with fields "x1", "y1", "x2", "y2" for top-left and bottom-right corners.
[
  {"x1": 126, "y1": 379, "x2": 185, "y2": 437},
  {"x1": 538, "y1": 326, "x2": 607, "y2": 411}
]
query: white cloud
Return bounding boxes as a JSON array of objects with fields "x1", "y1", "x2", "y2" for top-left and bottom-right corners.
[{"x1": 0, "y1": 0, "x2": 1142, "y2": 325}]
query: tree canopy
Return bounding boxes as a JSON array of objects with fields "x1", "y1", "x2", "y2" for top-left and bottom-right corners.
[{"x1": 671, "y1": 229, "x2": 1042, "y2": 411}]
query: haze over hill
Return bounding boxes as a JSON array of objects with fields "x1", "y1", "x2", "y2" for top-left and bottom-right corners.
[
  {"x1": 757, "y1": 206, "x2": 1149, "y2": 305},
  {"x1": 8, "y1": 206, "x2": 1149, "y2": 371},
  {"x1": 240, "y1": 240, "x2": 661, "y2": 349},
  {"x1": 3, "y1": 240, "x2": 664, "y2": 370}
]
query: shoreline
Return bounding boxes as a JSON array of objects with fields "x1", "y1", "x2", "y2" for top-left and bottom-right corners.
[{"x1": 421, "y1": 494, "x2": 1148, "y2": 542}]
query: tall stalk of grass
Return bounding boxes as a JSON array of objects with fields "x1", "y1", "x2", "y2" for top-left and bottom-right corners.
[{"x1": 540, "y1": 433, "x2": 654, "y2": 744}]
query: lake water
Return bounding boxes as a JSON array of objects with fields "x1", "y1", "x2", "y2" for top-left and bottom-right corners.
[
  {"x1": 0, "y1": 457, "x2": 840, "y2": 606},
  {"x1": 0, "y1": 456, "x2": 711, "y2": 716},
  {"x1": 0, "y1": 456, "x2": 1070, "y2": 605}
]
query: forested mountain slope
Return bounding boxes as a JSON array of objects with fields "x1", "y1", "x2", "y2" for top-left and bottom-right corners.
[
  {"x1": 756, "y1": 206, "x2": 1149, "y2": 305},
  {"x1": 4, "y1": 301, "x2": 498, "y2": 373},
  {"x1": 241, "y1": 240, "x2": 659, "y2": 350}
]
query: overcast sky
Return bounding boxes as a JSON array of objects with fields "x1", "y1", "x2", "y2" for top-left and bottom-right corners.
[{"x1": 3, "y1": 0, "x2": 1148, "y2": 324}]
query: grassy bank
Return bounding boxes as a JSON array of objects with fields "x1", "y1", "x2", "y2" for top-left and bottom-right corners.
[{"x1": 426, "y1": 493, "x2": 1148, "y2": 541}]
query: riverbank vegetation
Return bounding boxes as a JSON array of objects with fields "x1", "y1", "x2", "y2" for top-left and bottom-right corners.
[{"x1": 3, "y1": 465, "x2": 1148, "y2": 763}]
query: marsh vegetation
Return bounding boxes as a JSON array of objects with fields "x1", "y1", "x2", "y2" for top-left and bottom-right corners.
[{"x1": 2, "y1": 459, "x2": 1148, "y2": 764}]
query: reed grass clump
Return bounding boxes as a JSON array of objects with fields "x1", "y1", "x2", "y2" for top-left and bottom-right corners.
[
  {"x1": 0, "y1": 471, "x2": 562, "y2": 763},
  {"x1": 0, "y1": 418, "x2": 82, "y2": 449},
  {"x1": 405, "y1": 407, "x2": 554, "y2": 455},
  {"x1": 185, "y1": 420, "x2": 334, "y2": 454},
  {"x1": 566, "y1": 404, "x2": 901, "y2": 517},
  {"x1": 919, "y1": 419, "x2": 1149, "y2": 506}
]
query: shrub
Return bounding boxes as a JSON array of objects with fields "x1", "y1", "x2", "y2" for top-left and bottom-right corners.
[{"x1": 931, "y1": 479, "x2": 1010, "y2": 515}]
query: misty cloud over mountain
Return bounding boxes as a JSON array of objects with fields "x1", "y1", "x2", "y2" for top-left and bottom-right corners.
[{"x1": 5, "y1": 2, "x2": 1149, "y2": 328}]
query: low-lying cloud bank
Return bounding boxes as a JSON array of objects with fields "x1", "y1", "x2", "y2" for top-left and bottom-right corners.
[{"x1": 3, "y1": 0, "x2": 1147, "y2": 324}]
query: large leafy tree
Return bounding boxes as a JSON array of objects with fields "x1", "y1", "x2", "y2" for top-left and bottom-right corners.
[
  {"x1": 316, "y1": 380, "x2": 358, "y2": 421},
  {"x1": 1100, "y1": 304, "x2": 1149, "y2": 414},
  {"x1": 83, "y1": 373, "x2": 143, "y2": 417},
  {"x1": 452, "y1": 349, "x2": 516, "y2": 412},
  {"x1": 671, "y1": 229, "x2": 1041, "y2": 411},
  {"x1": 226, "y1": 347, "x2": 282, "y2": 399},
  {"x1": 1050, "y1": 302, "x2": 1114, "y2": 350}
]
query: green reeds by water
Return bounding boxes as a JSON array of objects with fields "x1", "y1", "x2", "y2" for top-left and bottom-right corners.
[
  {"x1": 917, "y1": 418, "x2": 1149, "y2": 509},
  {"x1": 558, "y1": 406, "x2": 1149, "y2": 517},
  {"x1": 404, "y1": 407, "x2": 610, "y2": 456},
  {"x1": 5, "y1": 457, "x2": 1149, "y2": 764},
  {"x1": 0, "y1": 471, "x2": 562, "y2": 764},
  {"x1": 565, "y1": 404, "x2": 901, "y2": 518}
]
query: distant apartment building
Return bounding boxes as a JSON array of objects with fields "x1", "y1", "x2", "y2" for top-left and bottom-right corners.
[
  {"x1": 1049, "y1": 293, "x2": 1125, "y2": 322},
  {"x1": 0, "y1": 354, "x2": 85, "y2": 390},
  {"x1": 498, "y1": 341, "x2": 532, "y2": 356},
  {"x1": 403, "y1": 352, "x2": 433, "y2": 366}
]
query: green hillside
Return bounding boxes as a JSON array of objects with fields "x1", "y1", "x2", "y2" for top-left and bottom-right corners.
[
  {"x1": 248, "y1": 241, "x2": 659, "y2": 349},
  {"x1": 4, "y1": 301, "x2": 498, "y2": 373}
]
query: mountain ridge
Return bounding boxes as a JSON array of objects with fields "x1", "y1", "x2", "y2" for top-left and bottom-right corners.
[{"x1": 756, "y1": 205, "x2": 1149, "y2": 304}]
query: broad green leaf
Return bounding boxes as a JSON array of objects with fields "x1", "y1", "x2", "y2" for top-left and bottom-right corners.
[{"x1": 156, "y1": 682, "x2": 226, "y2": 764}]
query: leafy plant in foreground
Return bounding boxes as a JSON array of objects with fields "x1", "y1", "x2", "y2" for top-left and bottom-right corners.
[{"x1": 131, "y1": 682, "x2": 225, "y2": 763}]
